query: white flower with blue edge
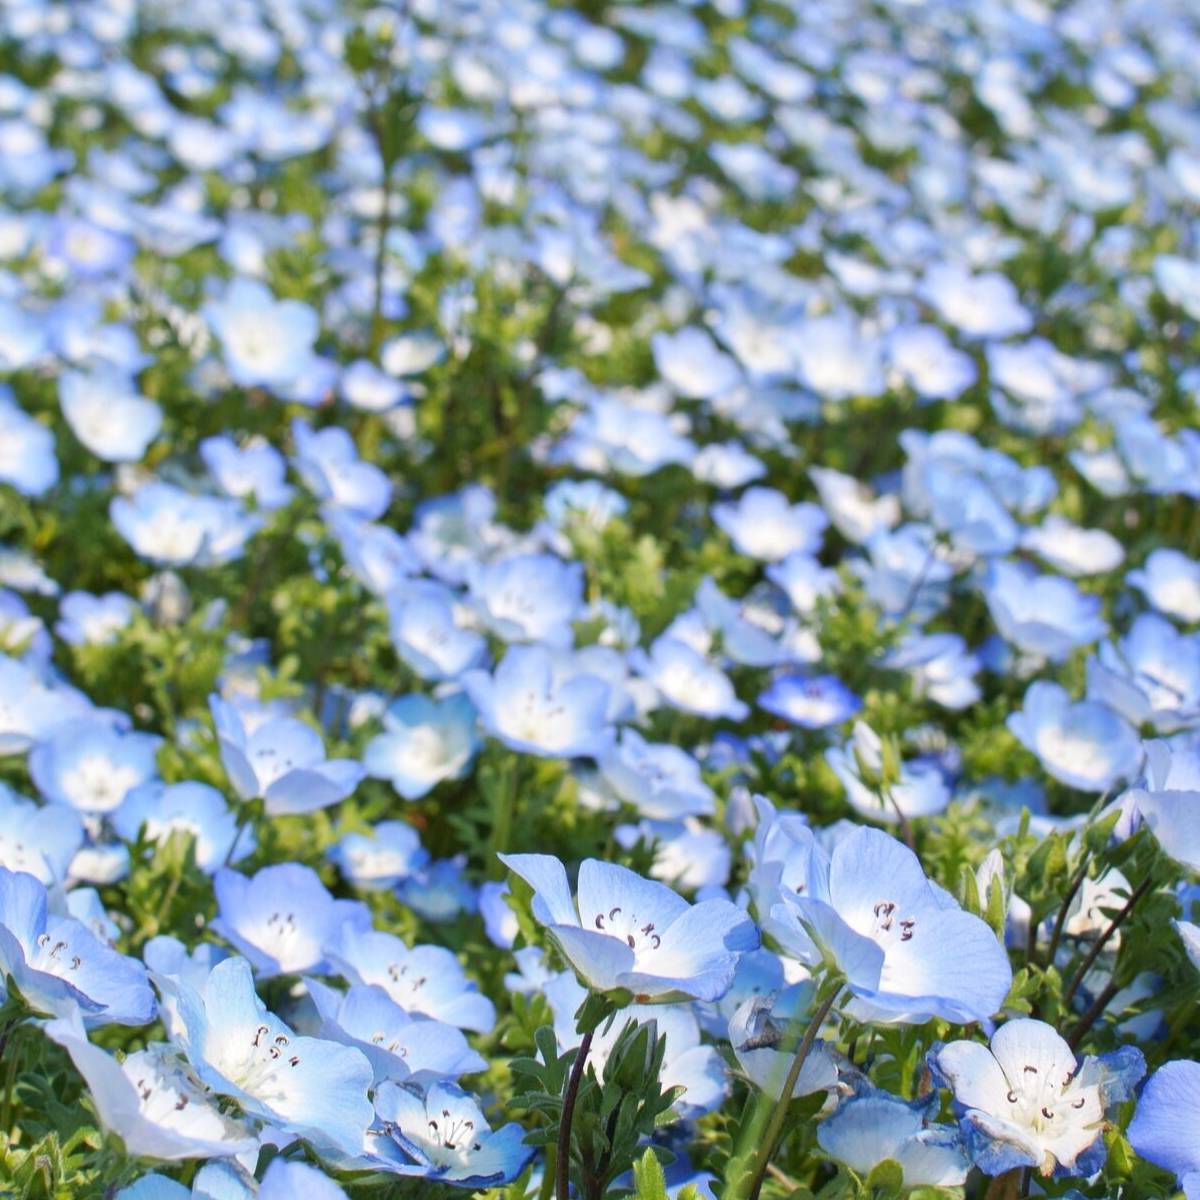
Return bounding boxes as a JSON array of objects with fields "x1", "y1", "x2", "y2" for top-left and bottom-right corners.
[
  {"x1": 817, "y1": 1086, "x2": 970, "y2": 1186},
  {"x1": 212, "y1": 862, "x2": 370, "y2": 978},
  {"x1": 929, "y1": 1018, "x2": 1144, "y2": 1177},
  {"x1": 305, "y1": 978, "x2": 487, "y2": 1085},
  {"x1": 463, "y1": 644, "x2": 614, "y2": 759},
  {"x1": 44, "y1": 1013, "x2": 256, "y2": 1161}
]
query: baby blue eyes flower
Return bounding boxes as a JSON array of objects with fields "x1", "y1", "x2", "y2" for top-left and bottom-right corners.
[
  {"x1": 58, "y1": 368, "x2": 162, "y2": 463},
  {"x1": 1118, "y1": 739, "x2": 1200, "y2": 872},
  {"x1": 0, "y1": 394, "x2": 58, "y2": 496},
  {"x1": 728, "y1": 984, "x2": 839, "y2": 1102},
  {"x1": 712, "y1": 486, "x2": 828, "y2": 562},
  {"x1": 111, "y1": 483, "x2": 262, "y2": 568},
  {"x1": 113, "y1": 781, "x2": 254, "y2": 874},
  {"x1": 1128, "y1": 1059, "x2": 1200, "y2": 1199},
  {"x1": 291, "y1": 419, "x2": 392, "y2": 520},
  {"x1": 634, "y1": 636, "x2": 749, "y2": 722},
  {"x1": 929, "y1": 1018, "x2": 1144, "y2": 1177},
  {"x1": 467, "y1": 552, "x2": 585, "y2": 647},
  {"x1": 325, "y1": 925, "x2": 496, "y2": 1033},
  {"x1": 0, "y1": 786, "x2": 83, "y2": 883},
  {"x1": 200, "y1": 435, "x2": 294, "y2": 511},
  {"x1": 306, "y1": 978, "x2": 487, "y2": 1085},
  {"x1": 364, "y1": 1079, "x2": 534, "y2": 1187},
  {"x1": 55, "y1": 590, "x2": 137, "y2": 647},
  {"x1": 1006, "y1": 681, "x2": 1142, "y2": 793},
  {"x1": 1128, "y1": 548, "x2": 1200, "y2": 624},
  {"x1": 212, "y1": 862, "x2": 370, "y2": 978},
  {"x1": 170, "y1": 955, "x2": 374, "y2": 1159},
  {"x1": 499, "y1": 852, "x2": 759, "y2": 1002},
  {"x1": 817, "y1": 1087, "x2": 970, "y2": 1187},
  {"x1": 386, "y1": 580, "x2": 487, "y2": 681},
  {"x1": 31, "y1": 717, "x2": 161, "y2": 815},
  {"x1": 327, "y1": 820, "x2": 428, "y2": 891},
  {"x1": 765, "y1": 825, "x2": 1011, "y2": 1025},
  {"x1": 984, "y1": 560, "x2": 1107, "y2": 663},
  {"x1": 1086, "y1": 614, "x2": 1200, "y2": 731},
  {"x1": 363, "y1": 693, "x2": 479, "y2": 801},
  {"x1": 209, "y1": 694, "x2": 365, "y2": 816},
  {"x1": 596, "y1": 728, "x2": 715, "y2": 820},
  {"x1": 203, "y1": 277, "x2": 319, "y2": 390},
  {"x1": 44, "y1": 1013, "x2": 256, "y2": 1160},
  {"x1": 0, "y1": 867, "x2": 154, "y2": 1026},
  {"x1": 758, "y1": 673, "x2": 861, "y2": 729},
  {"x1": 825, "y1": 722, "x2": 950, "y2": 824},
  {"x1": 463, "y1": 644, "x2": 614, "y2": 759}
]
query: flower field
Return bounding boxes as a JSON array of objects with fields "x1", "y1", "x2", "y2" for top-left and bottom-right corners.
[{"x1": 1, "y1": 0, "x2": 1200, "y2": 1198}]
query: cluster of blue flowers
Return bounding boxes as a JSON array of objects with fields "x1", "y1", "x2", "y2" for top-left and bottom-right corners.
[{"x1": 1, "y1": 0, "x2": 1200, "y2": 1197}]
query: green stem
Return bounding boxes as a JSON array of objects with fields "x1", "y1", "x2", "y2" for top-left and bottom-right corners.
[
  {"x1": 0, "y1": 1019, "x2": 23, "y2": 1137},
  {"x1": 1041, "y1": 850, "x2": 1091, "y2": 970},
  {"x1": 486, "y1": 758, "x2": 520, "y2": 877},
  {"x1": 723, "y1": 980, "x2": 842, "y2": 1200}
]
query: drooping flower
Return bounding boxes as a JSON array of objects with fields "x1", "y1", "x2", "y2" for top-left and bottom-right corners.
[{"x1": 45, "y1": 1013, "x2": 256, "y2": 1160}]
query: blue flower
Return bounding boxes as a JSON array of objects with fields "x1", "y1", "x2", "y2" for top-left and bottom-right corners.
[
  {"x1": 210, "y1": 694, "x2": 365, "y2": 815},
  {"x1": 113, "y1": 781, "x2": 253, "y2": 873},
  {"x1": 168, "y1": 955, "x2": 374, "y2": 1158},
  {"x1": 758, "y1": 673, "x2": 861, "y2": 729},
  {"x1": 1128, "y1": 1059, "x2": 1200, "y2": 1199},
  {"x1": 463, "y1": 645, "x2": 614, "y2": 758},
  {"x1": 0, "y1": 786, "x2": 83, "y2": 883},
  {"x1": 984, "y1": 560, "x2": 1107, "y2": 663},
  {"x1": 59, "y1": 368, "x2": 161, "y2": 463},
  {"x1": 1007, "y1": 681, "x2": 1141, "y2": 793},
  {"x1": 200, "y1": 435, "x2": 294, "y2": 511},
  {"x1": 363, "y1": 693, "x2": 479, "y2": 800},
  {"x1": 386, "y1": 580, "x2": 488, "y2": 681},
  {"x1": 817, "y1": 1086, "x2": 970, "y2": 1187},
  {"x1": 212, "y1": 862, "x2": 370, "y2": 977},
  {"x1": 929, "y1": 1017, "x2": 1144, "y2": 1177},
  {"x1": 712, "y1": 487, "x2": 827, "y2": 562},
  {"x1": 203, "y1": 277, "x2": 319, "y2": 389},
  {"x1": 361, "y1": 1080, "x2": 534, "y2": 1187},
  {"x1": 596, "y1": 728, "x2": 715, "y2": 819},
  {"x1": 305, "y1": 977, "x2": 486, "y2": 1085},
  {"x1": 326, "y1": 925, "x2": 495, "y2": 1033},
  {"x1": 31, "y1": 717, "x2": 161, "y2": 815},
  {"x1": 0, "y1": 867, "x2": 154, "y2": 1025},
  {"x1": 764, "y1": 825, "x2": 1011, "y2": 1024},
  {"x1": 0, "y1": 394, "x2": 57, "y2": 496},
  {"x1": 44, "y1": 1012, "x2": 256, "y2": 1160},
  {"x1": 292, "y1": 419, "x2": 392, "y2": 520},
  {"x1": 467, "y1": 553, "x2": 584, "y2": 647},
  {"x1": 500, "y1": 852, "x2": 758, "y2": 1002},
  {"x1": 327, "y1": 820, "x2": 428, "y2": 891},
  {"x1": 55, "y1": 591, "x2": 136, "y2": 647},
  {"x1": 633, "y1": 637, "x2": 749, "y2": 722}
]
